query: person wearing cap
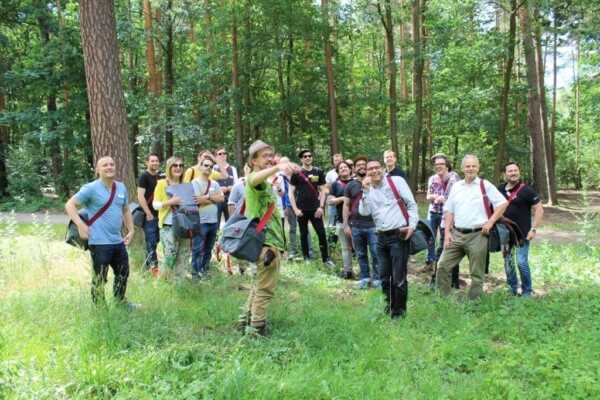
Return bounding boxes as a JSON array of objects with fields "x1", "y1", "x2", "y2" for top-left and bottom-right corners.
[
  {"x1": 436, "y1": 155, "x2": 507, "y2": 300},
  {"x1": 237, "y1": 140, "x2": 297, "y2": 336},
  {"x1": 343, "y1": 156, "x2": 380, "y2": 288},
  {"x1": 425, "y1": 154, "x2": 461, "y2": 287},
  {"x1": 289, "y1": 149, "x2": 335, "y2": 268}
]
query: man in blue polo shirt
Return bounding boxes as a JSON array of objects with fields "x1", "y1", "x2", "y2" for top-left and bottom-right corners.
[{"x1": 65, "y1": 156, "x2": 135, "y2": 306}]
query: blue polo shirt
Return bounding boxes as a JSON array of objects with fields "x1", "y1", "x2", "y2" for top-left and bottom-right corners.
[{"x1": 74, "y1": 180, "x2": 129, "y2": 245}]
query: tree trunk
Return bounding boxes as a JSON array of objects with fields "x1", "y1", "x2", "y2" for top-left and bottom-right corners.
[
  {"x1": 533, "y1": 5, "x2": 557, "y2": 204},
  {"x1": 398, "y1": 0, "x2": 410, "y2": 169},
  {"x1": 231, "y1": 0, "x2": 243, "y2": 168},
  {"x1": 518, "y1": 1, "x2": 545, "y2": 197},
  {"x1": 573, "y1": 34, "x2": 581, "y2": 189},
  {"x1": 164, "y1": 0, "x2": 174, "y2": 158},
  {"x1": 493, "y1": 0, "x2": 517, "y2": 182},
  {"x1": 204, "y1": 0, "x2": 221, "y2": 142},
  {"x1": 322, "y1": 0, "x2": 339, "y2": 155},
  {"x1": 143, "y1": 0, "x2": 163, "y2": 159},
  {"x1": 126, "y1": 0, "x2": 139, "y2": 179},
  {"x1": 79, "y1": 0, "x2": 135, "y2": 197},
  {"x1": 380, "y1": 0, "x2": 398, "y2": 159},
  {"x1": 410, "y1": 0, "x2": 424, "y2": 191}
]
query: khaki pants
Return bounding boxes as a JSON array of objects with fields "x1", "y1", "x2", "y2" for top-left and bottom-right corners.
[
  {"x1": 243, "y1": 247, "x2": 281, "y2": 328},
  {"x1": 437, "y1": 229, "x2": 488, "y2": 300}
]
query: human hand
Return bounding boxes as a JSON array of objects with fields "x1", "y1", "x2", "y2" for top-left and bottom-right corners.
[{"x1": 123, "y1": 231, "x2": 134, "y2": 246}]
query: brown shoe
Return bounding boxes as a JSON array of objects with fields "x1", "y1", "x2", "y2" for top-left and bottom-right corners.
[
  {"x1": 150, "y1": 266, "x2": 159, "y2": 277},
  {"x1": 422, "y1": 262, "x2": 434, "y2": 273}
]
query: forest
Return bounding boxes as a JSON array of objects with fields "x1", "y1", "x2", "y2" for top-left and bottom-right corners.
[{"x1": 0, "y1": 0, "x2": 598, "y2": 206}]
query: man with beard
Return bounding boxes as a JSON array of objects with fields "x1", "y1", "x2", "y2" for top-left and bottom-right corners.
[
  {"x1": 328, "y1": 160, "x2": 354, "y2": 278},
  {"x1": 498, "y1": 162, "x2": 543, "y2": 296},
  {"x1": 343, "y1": 156, "x2": 380, "y2": 288},
  {"x1": 436, "y1": 155, "x2": 507, "y2": 300},
  {"x1": 359, "y1": 159, "x2": 418, "y2": 318},
  {"x1": 289, "y1": 149, "x2": 334, "y2": 268},
  {"x1": 137, "y1": 152, "x2": 161, "y2": 276}
]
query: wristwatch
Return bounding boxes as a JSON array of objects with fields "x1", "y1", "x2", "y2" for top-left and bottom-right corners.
[{"x1": 531, "y1": 228, "x2": 537, "y2": 233}]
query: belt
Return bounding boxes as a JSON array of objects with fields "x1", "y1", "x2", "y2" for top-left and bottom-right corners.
[
  {"x1": 454, "y1": 227, "x2": 482, "y2": 234},
  {"x1": 377, "y1": 229, "x2": 398, "y2": 237}
]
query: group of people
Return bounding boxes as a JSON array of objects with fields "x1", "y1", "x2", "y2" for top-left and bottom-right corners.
[{"x1": 65, "y1": 142, "x2": 543, "y2": 334}]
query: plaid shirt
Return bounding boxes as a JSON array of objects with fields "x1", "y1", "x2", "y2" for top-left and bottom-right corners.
[{"x1": 427, "y1": 171, "x2": 460, "y2": 214}]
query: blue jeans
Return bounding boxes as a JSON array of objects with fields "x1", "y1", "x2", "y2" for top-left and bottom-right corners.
[
  {"x1": 351, "y1": 226, "x2": 379, "y2": 280},
  {"x1": 89, "y1": 243, "x2": 129, "y2": 304},
  {"x1": 377, "y1": 233, "x2": 410, "y2": 317},
  {"x1": 192, "y1": 222, "x2": 219, "y2": 276},
  {"x1": 504, "y1": 240, "x2": 532, "y2": 295},
  {"x1": 143, "y1": 217, "x2": 160, "y2": 269},
  {"x1": 427, "y1": 211, "x2": 443, "y2": 263}
]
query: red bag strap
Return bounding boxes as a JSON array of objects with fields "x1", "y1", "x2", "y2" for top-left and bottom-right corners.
[
  {"x1": 298, "y1": 170, "x2": 321, "y2": 198},
  {"x1": 349, "y1": 191, "x2": 362, "y2": 215},
  {"x1": 87, "y1": 182, "x2": 117, "y2": 226},
  {"x1": 506, "y1": 182, "x2": 524, "y2": 204},
  {"x1": 239, "y1": 200, "x2": 246, "y2": 215},
  {"x1": 386, "y1": 176, "x2": 409, "y2": 222},
  {"x1": 255, "y1": 203, "x2": 276, "y2": 233},
  {"x1": 479, "y1": 179, "x2": 493, "y2": 219},
  {"x1": 203, "y1": 179, "x2": 211, "y2": 195}
]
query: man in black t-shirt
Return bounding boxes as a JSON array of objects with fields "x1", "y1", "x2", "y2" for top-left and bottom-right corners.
[
  {"x1": 137, "y1": 153, "x2": 161, "y2": 275},
  {"x1": 289, "y1": 149, "x2": 333, "y2": 267},
  {"x1": 342, "y1": 156, "x2": 380, "y2": 289},
  {"x1": 497, "y1": 162, "x2": 543, "y2": 296}
]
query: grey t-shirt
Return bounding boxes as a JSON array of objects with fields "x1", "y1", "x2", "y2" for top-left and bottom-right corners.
[
  {"x1": 228, "y1": 180, "x2": 246, "y2": 215},
  {"x1": 192, "y1": 179, "x2": 221, "y2": 224}
]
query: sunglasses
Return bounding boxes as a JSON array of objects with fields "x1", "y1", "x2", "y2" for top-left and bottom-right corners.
[
  {"x1": 217, "y1": 152, "x2": 227, "y2": 156},
  {"x1": 171, "y1": 163, "x2": 184, "y2": 168},
  {"x1": 202, "y1": 164, "x2": 214, "y2": 169}
]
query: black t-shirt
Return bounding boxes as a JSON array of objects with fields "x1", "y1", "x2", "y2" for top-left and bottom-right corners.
[
  {"x1": 330, "y1": 177, "x2": 353, "y2": 224},
  {"x1": 137, "y1": 171, "x2": 159, "y2": 215},
  {"x1": 344, "y1": 179, "x2": 375, "y2": 228},
  {"x1": 497, "y1": 181, "x2": 540, "y2": 235},
  {"x1": 387, "y1": 166, "x2": 409, "y2": 182},
  {"x1": 215, "y1": 165, "x2": 235, "y2": 200},
  {"x1": 290, "y1": 167, "x2": 325, "y2": 211}
]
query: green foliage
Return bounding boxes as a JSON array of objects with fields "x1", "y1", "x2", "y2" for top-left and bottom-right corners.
[{"x1": 1, "y1": 219, "x2": 600, "y2": 398}]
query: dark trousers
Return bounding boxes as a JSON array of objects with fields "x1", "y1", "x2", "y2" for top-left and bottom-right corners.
[
  {"x1": 143, "y1": 217, "x2": 160, "y2": 269},
  {"x1": 216, "y1": 201, "x2": 230, "y2": 227},
  {"x1": 297, "y1": 209, "x2": 329, "y2": 262},
  {"x1": 377, "y1": 233, "x2": 410, "y2": 318},
  {"x1": 89, "y1": 243, "x2": 130, "y2": 304}
]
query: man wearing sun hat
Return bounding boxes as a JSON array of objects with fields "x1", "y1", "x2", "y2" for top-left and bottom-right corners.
[{"x1": 237, "y1": 140, "x2": 297, "y2": 336}]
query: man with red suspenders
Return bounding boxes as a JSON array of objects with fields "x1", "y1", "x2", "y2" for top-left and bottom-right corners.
[
  {"x1": 289, "y1": 149, "x2": 334, "y2": 268},
  {"x1": 137, "y1": 152, "x2": 161, "y2": 276},
  {"x1": 498, "y1": 162, "x2": 543, "y2": 296},
  {"x1": 65, "y1": 156, "x2": 135, "y2": 306}
]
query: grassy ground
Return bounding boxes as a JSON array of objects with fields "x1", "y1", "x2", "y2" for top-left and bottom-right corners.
[{"x1": 1, "y1": 218, "x2": 599, "y2": 399}]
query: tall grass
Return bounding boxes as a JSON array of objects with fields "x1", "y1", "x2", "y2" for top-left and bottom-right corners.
[{"x1": 0, "y1": 218, "x2": 599, "y2": 399}]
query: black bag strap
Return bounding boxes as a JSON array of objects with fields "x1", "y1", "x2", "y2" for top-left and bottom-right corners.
[{"x1": 87, "y1": 182, "x2": 117, "y2": 226}]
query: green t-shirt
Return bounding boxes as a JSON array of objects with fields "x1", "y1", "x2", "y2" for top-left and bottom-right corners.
[{"x1": 245, "y1": 172, "x2": 284, "y2": 251}]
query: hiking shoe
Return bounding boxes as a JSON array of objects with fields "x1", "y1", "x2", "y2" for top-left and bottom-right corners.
[
  {"x1": 357, "y1": 279, "x2": 371, "y2": 289},
  {"x1": 324, "y1": 260, "x2": 336, "y2": 269},
  {"x1": 245, "y1": 324, "x2": 268, "y2": 338},
  {"x1": 338, "y1": 270, "x2": 354, "y2": 280}
]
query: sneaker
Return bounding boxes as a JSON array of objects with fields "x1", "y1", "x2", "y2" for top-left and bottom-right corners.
[
  {"x1": 371, "y1": 279, "x2": 382, "y2": 289},
  {"x1": 324, "y1": 260, "x2": 335, "y2": 269},
  {"x1": 357, "y1": 279, "x2": 371, "y2": 289}
]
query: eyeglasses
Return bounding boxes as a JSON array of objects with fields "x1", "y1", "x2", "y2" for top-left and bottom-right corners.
[
  {"x1": 434, "y1": 163, "x2": 446, "y2": 167},
  {"x1": 217, "y1": 152, "x2": 227, "y2": 156},
  {"x1": 262, "y1": 153, "x2": 275, "y2": 159},
  {"x1": 171, "y1": 163, "x2": 184, "y2": 168},
  {"x1": 367, "y1": 166, "x2": 381, "y2": 171},
  {"x1": 202, "y1": 164, "x2": 214, "y2": 169},
  {"x1": 302, "y1": 154, "x2": 313, "y2": 159}
]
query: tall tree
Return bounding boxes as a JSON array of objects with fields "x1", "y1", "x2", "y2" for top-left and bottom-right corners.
[
  {"x1": 231, "y1": 0, "x2": 243, "y2": 167},
  {"x1": 0, "y1": 54, "x2": 8, "y2": 197},
  {"x1": 518, "y1": 0, "x2": 545, "y2": 196},
  {"x1": 322, "y1": 0, "x2": 339, "y2": 154},
  {"x1": 79, "y1": 0, "x2": 135, "y2": 196},
  {"x1": 410, "y1": 0, "x2": 424, "y2": 190},
  {"x1": 143, "y1": 0, "x2": 163, "y2": 158}
]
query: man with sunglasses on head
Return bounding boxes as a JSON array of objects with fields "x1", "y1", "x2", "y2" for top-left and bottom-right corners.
[
  {"x1": 213, "y1": 147, "x2": 238, "y2": 225},
  {"x1": 289, "y1": 149, "x2": 334, "y2": 268},
  {"x1": 191, "y1": 158, "x2": 225, "y2": 280}
]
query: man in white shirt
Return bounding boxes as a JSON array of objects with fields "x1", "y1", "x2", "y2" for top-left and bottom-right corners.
[{"x1": 436, "y1": 155, "x2": 507, "y2": 300}]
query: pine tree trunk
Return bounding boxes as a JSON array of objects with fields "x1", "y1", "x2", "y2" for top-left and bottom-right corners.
[
  {"x1": 79, "y1": 0, "x2": 135, "y2": 197},
  {"x1": 322, "y1": 0, "x2": 339, "y2": 155},
  {"x1": 0, "y1": 54, "x2": 8, "y2": 197},
  {"x1": 231, "y1": 0, "x2": 243, "y2": 168},
  {"x1": 410, "y1": 0, "x2": 424, "y2": 191}
]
